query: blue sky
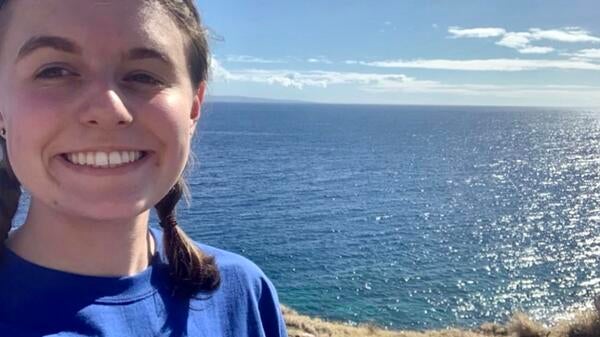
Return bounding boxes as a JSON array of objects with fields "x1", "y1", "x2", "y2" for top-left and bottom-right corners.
[{"x1": 198, "y1": 0, "x2": 600, "y2": 106}]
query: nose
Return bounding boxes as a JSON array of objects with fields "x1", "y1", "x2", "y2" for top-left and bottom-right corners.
[{"x1": 79, "y1": 86, "x2": 133, "y2": 129}]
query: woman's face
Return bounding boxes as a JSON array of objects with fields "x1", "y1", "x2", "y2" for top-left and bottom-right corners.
[{"x1": 0, "y1": 0, "x2": 203, "y2": 221}]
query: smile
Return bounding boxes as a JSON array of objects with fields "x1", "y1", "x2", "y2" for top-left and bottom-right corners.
[{"x1": 62, "y1": 150, "x2": 147, "y2": 168}]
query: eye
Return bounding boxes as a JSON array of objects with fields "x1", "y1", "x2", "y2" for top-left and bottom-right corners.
[
  {"x1": 123, "y1": 72, "x2": 164, "y2": 86},
  {"x1": 35, "y1": 66, "x2": 78, "y2": 80}
]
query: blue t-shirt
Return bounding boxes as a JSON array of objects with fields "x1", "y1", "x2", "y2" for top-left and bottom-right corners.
[{"x1": 0, "y1": 227, "x2": 288, "y2": 337}]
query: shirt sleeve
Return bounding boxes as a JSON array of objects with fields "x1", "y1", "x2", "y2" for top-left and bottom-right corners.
[
  {"x1": 257, "y1": 275, "x2": 288, "y2": 337},
  {"x1": 197, "y1": 242, "x2": 289, "y2": 337}
]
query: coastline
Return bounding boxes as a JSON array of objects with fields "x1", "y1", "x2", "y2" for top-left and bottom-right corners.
[{"x1": 281, "y1": 305, "x2": 600, "y2": 337}]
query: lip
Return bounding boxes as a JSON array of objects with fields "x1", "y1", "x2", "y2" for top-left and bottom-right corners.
[
  {"x1": 56, "y1": 151, "x2": 154, "y2": 177},
  {"x1": 59, "y1": 148, "x2": 150, "y2": 155}
]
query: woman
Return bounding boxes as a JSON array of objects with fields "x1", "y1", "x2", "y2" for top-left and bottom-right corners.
[{"x1": 0, "y1": 0, "x2": 287, "y2": 336}]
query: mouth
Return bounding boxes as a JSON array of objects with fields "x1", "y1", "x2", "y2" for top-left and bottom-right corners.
[{"x1": 60, "y1": 150, "x2": 149, "y2": 169}]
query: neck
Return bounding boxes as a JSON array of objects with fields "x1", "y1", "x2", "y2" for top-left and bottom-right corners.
[{"x1": 6, "y1": 198, "x2": 155, "y2": 277}]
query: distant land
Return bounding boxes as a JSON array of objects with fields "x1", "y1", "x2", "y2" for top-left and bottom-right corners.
[
  {"x1": 205, "y1": 96, "x2": 579, "y2": 109},
  {"x1": 205, "y1": 95, "x2": 309, "y2": 104}
]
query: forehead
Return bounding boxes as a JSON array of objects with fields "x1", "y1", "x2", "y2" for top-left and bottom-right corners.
[{"x1": 1, "y1": 0, "x2": 185, "y2": 61}]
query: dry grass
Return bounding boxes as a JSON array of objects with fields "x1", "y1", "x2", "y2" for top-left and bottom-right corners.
[
  {"x1": 282, "y1": 305, "x2": 490, "y2": 337},
  {"x1": 281, "y1": 305, "x2": 600, "y2": 337},
  {"x1": 550, "y1": 310, "x2": 600, "y2": 337},
  {"x1": 506, "y1": 312, "x2": 548, "y2": 337}
]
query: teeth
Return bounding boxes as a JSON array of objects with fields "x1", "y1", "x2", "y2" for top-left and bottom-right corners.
[
  {"x1": 108, "y1": 152, "x2": 120, "y2": 167},
  {"x1": 78, "y1": 152, "x2": 85, "y2": 165},
  {"x1": 86, "y1": 152, "x2": 94, "y2": 165},
  {"x1": 95, "y1": 152, "x2": 108, "y2": 166},
  {"x1": 64, "y1": 150, "x2": 144, "y2": 168}
]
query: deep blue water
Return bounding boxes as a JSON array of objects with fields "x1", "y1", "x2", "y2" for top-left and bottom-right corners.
[{"x1": 16, "y1": 103, "x2": 600, "y2": 329}]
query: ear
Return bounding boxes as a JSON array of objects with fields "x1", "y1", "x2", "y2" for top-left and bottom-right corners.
[{"x1": 189, "y1": 82, "x2": 206, "y2": 136}]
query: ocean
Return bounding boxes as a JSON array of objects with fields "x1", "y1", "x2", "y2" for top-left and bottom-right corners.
[{"x1": 16, "y1": 102, "x2": 600, "y2": 329}]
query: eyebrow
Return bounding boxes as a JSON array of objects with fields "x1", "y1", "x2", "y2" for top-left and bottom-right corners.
[
  {"x1": 16, "y1": 36, "x2": 174, "y2": 68},
  {"x1": 16, "y1": 35, "x2": 82, "y2": 62},
  {"x1": 127, "y1": 48, "x2": 174, "y2": 67}
]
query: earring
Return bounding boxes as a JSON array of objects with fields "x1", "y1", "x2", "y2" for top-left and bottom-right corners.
[{"x1": 0, "y1": 128, "x2": 5, "y2": 137}]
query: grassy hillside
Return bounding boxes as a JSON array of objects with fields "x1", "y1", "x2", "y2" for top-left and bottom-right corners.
[{"x1": 282, "y1": 305, "x2": 600, "y2": 337}]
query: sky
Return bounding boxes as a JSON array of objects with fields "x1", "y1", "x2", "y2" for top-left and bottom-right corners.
[{"x1": 197, "y1": 0, "x2": 600, "y2": 107}]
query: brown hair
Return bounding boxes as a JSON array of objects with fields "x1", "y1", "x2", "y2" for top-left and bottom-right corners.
[{"x1": 0, "y1": 0, "x2": 220, "y2": 298}]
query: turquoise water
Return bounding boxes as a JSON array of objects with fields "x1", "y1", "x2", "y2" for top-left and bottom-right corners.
[{"x1": 15, "y1": 103, "x2": 600, "y2": 329}]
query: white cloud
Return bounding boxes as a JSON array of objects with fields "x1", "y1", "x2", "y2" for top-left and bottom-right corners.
[
  {"x1": 448, "y1": 26, "x2": 506, "y2": 38},
  {"x1": 450, "y1": 26, "x2": 600, "y2": 55},
  {"x1": 212, "y1": 57, "x2": 428, "y2": 90},
  {"x1": 210, "y1": 58, "x2": 232, "y2": 80},
  {"x1": 211, "y1": 57, "x2": 600, "y2": 104},
  {"x1": 353, "y1": 58, "x2": 600, "y2": 71},
  {"x1": 214, "y1": 68, "x2": 416, "y2": 90},
  {"x1": 496, "y1": 32, "x2": 532, "y2": 49},
  {"x1": 518, "y1": 46, "x2": 555, "y2": 54},
  {"x1": 566, "y1": 48, "x2": 600, "y2": 59},
  {"x1": 225, "y1": 54, "x2": 338, "y2": 65},
  {"x1": 225, "y1": 55, "x2": 286, "y2": 64},
  {"x1": 529, "y1": 27, "x2": 600, "y2": 43},
  {"x1": 213, "y1": 58, "x2": 489, "y2": 95},
  {"x1": 307, "y1": 57, "x2": 333, "y2": 64},
  {"x1": 495, "y1": 31, "x2": 556, "y2": 54}
]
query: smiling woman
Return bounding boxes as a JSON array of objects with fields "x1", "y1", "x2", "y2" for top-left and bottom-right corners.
[{"x1": 0, "y1": 0, "x2": 287, "y2": 336}]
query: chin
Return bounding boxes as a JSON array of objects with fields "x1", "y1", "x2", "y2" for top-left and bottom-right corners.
[{"x1": 58, "y1": 199, "x2": 153, "y2": 222}]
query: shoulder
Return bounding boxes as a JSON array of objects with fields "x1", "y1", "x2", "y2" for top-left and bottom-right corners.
[
  {"x1": 199, "y1": 242, "x2": 262, "y2": 272},
  {"x1": 197, "y1": 242, "x2": 275, "y2": 299},
  {"x1": 196, "y1": 241, "x2": 287, "y2": 336},
  {"x1": 150, "y1": 226, "x2": 288, "y2": 336},
  {"x1": 150, "y1": 226, "x2": 273, "y2": 296}
]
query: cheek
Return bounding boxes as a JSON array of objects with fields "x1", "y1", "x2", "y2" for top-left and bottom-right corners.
[
  {"x1": 144, "y1": 92, "x2": 193, "y2": 142},
  {"x1": 4, "y1": 87, "x2": 62, "y2": 149},
  {"x1": 141, "y1": 98, "x2": 193, "y2": 189},
  {"x1": 136, "y1": 92, "x2": 194, "y2": 171},
  {"x1": 5, "y1": 84, "x2": 71, "y2": 127},
  {"x1": 5, "y1": 109, "x2": 55, "y2": 188}
]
